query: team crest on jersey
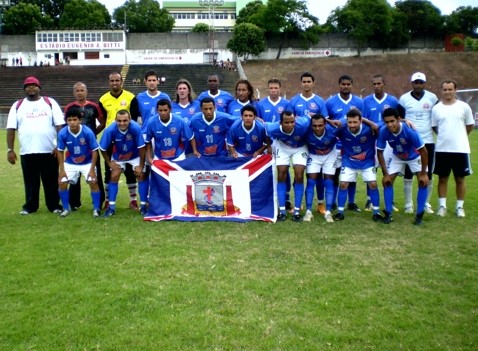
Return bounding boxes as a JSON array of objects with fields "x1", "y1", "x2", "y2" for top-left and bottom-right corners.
[
  {"x1": 399, "y1": 138, "x2": 408, "y2": 145},
  {"x1": 309, "y1": 103, "x2": 318, "y2": 110},
  {"x1": 360, "y1": 136, "x2": 368, "y2": 143},
  {"x1": 217, "y1": 99, "x2": 225, "y2": 106},
  {"x1": 182, "y1": 172, "x2": 240, "y2": 216},
  {"x1": 79, "y1": 138, "x2": 86, "y2": 145},
  {"x1": 278, "y1": 107, "x2": 284, "y2": 113},
  {"x1": 213, "y1": 126, "x2": 221, "y2": 133},
  {"x1": 251, "y1": 135, "x2": 259, "y2": 142},
  {"x1": 422, "y1": 103, "x2": 431, "y2": 109},
  {"x1": 125, "y1": 134, "x2": 133, "y2": 141},
  {"x1": 294, "y1": 136, "x2": 301, "y2": 141},
  {"x1": 169, "y1": 127, "x2": 177, "y2": 135},
  {"x1": 120, "y1": 100, "x2": 127, "y2": 107},
  {"x1": 383, "y1": 104, "x2": 391, "y2": 110},
  {"x1": 188, "y1": 107, "x2": 196, "y2": 114}
]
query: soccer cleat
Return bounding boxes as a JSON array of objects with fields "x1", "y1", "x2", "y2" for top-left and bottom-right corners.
[
  {"x1": 324, "y1": 211, "x2": 334, "y2": 223},
  {"x1": 140, "y1": 205, "x2": 148, "y2": 216},
  {"x1": 129, "y1": 200, "x2": 139, "y2": 211},
  {"x1": 424, "y1": 203, "x2": 434, "y2": 214},
  {"x1": 333, "y1": 212, "x2": 345, "y2": 221},
  {"x1": 53, "y1": 209, "x2": 63, "y2": 214},
  {"x1": 372, "y1": 213, "x2": 384, "y2": 222},
  {"x1": 404, "y1": 204, "x2": 414, "y2": 214},
  {"x1": 392, "y1": 203, "x2": 399, "y2": 212},
  {"x1": 364, "y1": 200, "x2": 373, "y2": 211},
  {"x1": 382, "y1": 211, "x2": 393, "y2": 224},
  {"x1": 277, "y1": 213, "x2": 287, "y2": 222},
  {"x1": 291, "y1": 214, "x2": 303, "y2": 222},
  {"x1": 93, "y1": 209, "x2": 101, "y2": 218},
  {"x1": 303, "y1": 210, "x2": 314, "y2": 222},
  {"x1": 59, "y1": 210, "x2": 70, "y2": 217},
  {"x1": 456, "y1": 207, "x2": 465, "y2": 218},
  {"x1": 347, "y1": 203, "x2": 361, "y2": 212},
  {"x1": 414, "y1": 212, "x2": 424, "y2": 226},
  {"x1": 316, "y1": 203, "x2": 326, "y2": 215},
  {"x1": 103, "y1": 207, "x2": 116, "y2": 217},
  {"x1": 19, "y1": 210, "x2": 30, "y2": 215},
  {"x1": 436, "y1": 206, "x2": 447, "y2": 217},
  {"x1": 71, "y1": 206, "x2": 81, "y2": 211}
]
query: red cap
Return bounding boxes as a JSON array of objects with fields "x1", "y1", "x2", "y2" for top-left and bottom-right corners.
[{"x1": 23, "y1": 76, "x2": 42, "y2": 89}]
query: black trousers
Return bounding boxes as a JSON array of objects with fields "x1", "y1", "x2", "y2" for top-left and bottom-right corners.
[
  {"x1": 68, "y1": 156, "x2": 105, "y2": 208},
  {"x1": 20, "y1": 153, "x2": 62, "y2": 213}
]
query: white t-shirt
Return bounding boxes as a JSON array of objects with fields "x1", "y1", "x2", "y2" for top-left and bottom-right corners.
[
  {"x1": 6, "y1": 97, "x2": 65, "y2": 155},
  {"x1": 398, "y1": 90, "x2": 438, "y2": 144},
  {"x1": 431, "y1": 100, "x2": 474, "y2": 153}
]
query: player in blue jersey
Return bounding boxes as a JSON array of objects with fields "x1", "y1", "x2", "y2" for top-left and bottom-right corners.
[
  {"x1": 266, "y1": 111, "x2": 309, "y2": 222},
  {"x1": 363, "y1": 74, "x2": 399, "y2": 211},
  {"x1": 333, "y1": 109, "x2": 383, "y2": 222},
  {"x1": 304, "y1": 114, "x2": 340, "y2": 223},
  {"x1": 256, "y1": 78, "x2": 289, "y2": 123},
  {"x1": 287, "y1": 72, "x2": 328, "y2": 118},
  {"x1": 99, "y1": 110, "x2": 147, "y2": 217},
  {"x1": 189, "y1": 97, "x2": 236, "y2": 157},
  {"x1": 227, "y1": 105, "x2": 270, "y2": 158},
  {"x1": 57, "y1": 108, "x2": 102, "y2": 218},
  {"x1": 228, "y1": 79, "x2": 256, "y2": 117},
  {"x1": 377, "y1": 108, "x2": 429, "y2": 225},
  {"x1": 326, "y1": 75, "x2": 365, "y2": 212},
  {"x1": 137, "y1": 70, "x2": 171, "y2": 134},
  {"x1": 171, "y1": 79, "x2": 200, "y2": 124},
  {"x1": 197, "y1": 73, "x2": 234, "y2": 113}
]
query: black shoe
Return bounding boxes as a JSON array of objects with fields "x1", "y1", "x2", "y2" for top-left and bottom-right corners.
[
  {"x1": 372, "y1": 213, "x2": 384, "y2": 222},
  {"x1": 382, "y1": 210, "x2": 393, "y2": 224},
  {"x1": 333, "y1": 212, "x2": 345, "y2": 221},
  {"x1": 414, "y1": 211, "x2": 424, "y2": 226},
  {"x1": 291, "y1": 214, "x2": 302, "y2": 222},
  {"x1": 285, "y1": 201, "x2": 292, "y2": 211},
  {"x1": 331, "y1": 203, "x2": 337, "y2": 211},
  {"x1": 347, "y1": 203, "x2": 361, "y2": 212},
  {"x1": 277, "y1": 213, "x2": 287, "y2": 222}
]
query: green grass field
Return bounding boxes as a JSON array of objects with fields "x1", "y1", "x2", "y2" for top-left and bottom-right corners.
[{"x1": 1, "y1": 130, "x2": 477, "y2": 350}]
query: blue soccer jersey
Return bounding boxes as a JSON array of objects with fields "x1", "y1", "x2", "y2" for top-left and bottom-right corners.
[
  {"x1": 363, "y1": 93, "x2": 399, "y2": 125},
  {"x1": 99, "y1": 120, "x2": 145, "y2": 161},
  {"x1": 377, "y1": 123, "x2": 424, "y2": 161},
  {"x1": 326, "y1": 94, "x2": 365, "y2": 120},
  {"x1": 227, "y1": 99, "x2": 255, "y2": 117},
  {"x1": 197, "y1": 90, "x2": 234, "y2": 113},
  {"x1": 57, "y1": 125, "x2": 99, "y2": 165},
  {"x1": 306, "y1": 125, "x2": 339, "y2": 156},
  {"x1": 226, "y1": 119, "x2": 267, "y2": 156},
  {"x1": 171, "y1": 100, "x2": 201, "y2": 124},
  {"x1": 266, "y1": 117, "x2": 309, "y2": 148},
  {"x1": 256, "y1": 97, "x2": 289, "y2": 123},
  {"x1": 137, "y1": 91, "x2": 171, "y2": 133},
  {"x1": 189, "y1": 111, "x2": 236, "y2": 156},
  {"x1": 288, "y1": 93, "x2": 328, "y2": 118},
  {"x1": 145, "y1": 114, "x2": 194, "y2": 160},
  {"x1": 337, "y1": 123, "x2": 377, "y2": 169}
]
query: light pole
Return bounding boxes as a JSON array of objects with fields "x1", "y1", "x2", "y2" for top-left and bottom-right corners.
[
  {"x1": 0, "y1": 0, "x2": 11, "y2": 33},
  {"x1": 198, "y1": 0, "x2": 224, "y2": 63}
]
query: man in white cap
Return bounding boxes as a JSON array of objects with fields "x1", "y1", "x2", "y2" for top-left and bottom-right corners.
[
  {"x1": 6, "y1": 76, "x2": 64, "y2": 215},
  {"x1": 397, "y1": 72, "x2": 438, "y2": 215}
]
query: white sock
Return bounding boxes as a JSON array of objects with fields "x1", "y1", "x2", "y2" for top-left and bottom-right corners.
[
  {"x1": 439, "y1": 198, "x2": 446, "y2": 208},
  {"x1": 426, "y1": 178, "x2": 433, "y2": 205},
  {"x1": 404, "y1": 179, "x2": 413, "y2": 207},
  {"x1": 456, "y1": 200, "x2": 464, "y2": 209}
]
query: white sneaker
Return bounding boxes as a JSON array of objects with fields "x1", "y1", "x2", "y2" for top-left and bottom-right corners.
[
  {"x1": 60, "y1": 210, "x2": 70, "y2": 217},
  {"x1": 424, "y1": 203, "x2": 434, "y2": 214},
  {"x1": 436, "y1": 206, "x2": 447, "y2": 217},
  {"x1": 456, "y1": 207, "x2": 465, "y2": 218},
  {"x1": 303, "y1": 210, "x2": 314, "y2": 222},
  {"x1": 404, "y1": 204, "x2": 414, "y2": 214},
  {"x1": 324, "y1": 211, "x2": 334, "y2": 223}
]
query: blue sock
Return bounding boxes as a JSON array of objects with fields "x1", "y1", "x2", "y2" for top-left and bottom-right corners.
[
  {"x1": 59, "y1": 189, "x2": 70, "y2": 211},
  {"x1": 348, "y1": 182, "x2": 356, "y2": 204},
  {"x1": 324, "y1": 178, "x2": 334, "y2": 211},
  {"x1": 417, "y1": 186, "x2": 428, "y2": 214},
  {"x1": 338, "y1": 188, "x2": 347, "y2": 212},
  {"x1": 294, "y1": 182, "x2": 304, "y2": 213},
  {"x1": 316, "y1": 175, "x2": 324, "y2": 202},
  {"x1": 277, "y1": 181, "x2": 286, "y2": 214},
  {"x1": 108, "y1": 182, "x2": 119, "y2": 206},
  {"x1": 305, "y1": 178, "x2": 316, "y2": 211},
  {"x1": 138, "y1": 180, "x2": 149, "y2": 205},
  {"x1": 91, "y1": 191, "x2": 100, "y2": 211},
  {"x1": 370, "y1": 187, "x2": 380, "y2": 215},
  {"x1": 383, "y1": 185, "x2": 394, "y2": 213}
]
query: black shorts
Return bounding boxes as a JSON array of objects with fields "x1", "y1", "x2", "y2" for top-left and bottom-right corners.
[
  {"x1": 433, "y1": 152, "x2": 472, "y2": 178},
  {"x1": 405, "y1": 143, "x2": 435, "y2": 179}
]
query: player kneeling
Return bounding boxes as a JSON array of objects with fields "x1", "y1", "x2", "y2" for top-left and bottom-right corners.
[{"x1": 57, "y1": 108, "x2": 102, "y2": 217}]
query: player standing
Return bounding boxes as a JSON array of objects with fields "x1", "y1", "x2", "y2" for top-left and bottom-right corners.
[
  {"x1": 197, "y1": 73, "x2": 234, "y2": 113},
  {"x1": 227, "y1": 79, "x2": 256, "y2": 117},
  {"x1": 256, "y1": 78, "x2": 289, "y2": 123}
]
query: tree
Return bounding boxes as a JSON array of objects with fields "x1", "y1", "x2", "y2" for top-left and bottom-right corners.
[
  {"x1": 191, "y1": 23, "x2": 210, "y2": 33},
  {"x1": 2, "y1": 2, "x2": 54, "y2": 34},
  {"x1": 444, "y1": 6, "x2": 478, "y2": 36},
  {"x1": 60, "y1": 0, "x2": 111, "y2": 30},
  {"x1": 326, "y1": 0, "x2": 392, "y2": 55},
  {"x1": 450, "y1": 36, "x2": 464, "y2": 51},
  {"x1": 11, "y1": 0, "x2": 69, "y2": 27},
  {"x1": 395, "y1": 0, "x2": 444, "y2": 37},
  {"x1": 227, "y1": 23, "x2": 266, "y2": 61},
  {"x1": 113, "y1": 0, "x2": 174, "y2": 33},
  {"x1": 235, "y1": 0, "x2": 265, "y2": 25}
]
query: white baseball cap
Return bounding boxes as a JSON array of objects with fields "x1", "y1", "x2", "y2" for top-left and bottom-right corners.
[{"x1": 411, "y1": 72, "x2": 426, "y2": 82}]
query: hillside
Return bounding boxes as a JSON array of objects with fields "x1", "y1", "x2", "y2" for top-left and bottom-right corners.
[{"x1": 243, "y1": 52, "x2": 478, "y2": 100}]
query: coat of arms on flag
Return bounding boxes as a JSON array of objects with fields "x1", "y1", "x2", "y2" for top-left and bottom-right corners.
[{"x1": 145, "y1": 155, "x2": 277, "y2": 222}]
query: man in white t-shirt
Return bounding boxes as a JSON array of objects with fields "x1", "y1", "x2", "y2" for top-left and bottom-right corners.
[
  {"x1": 398, "y1": 72, "x2": 438, "y2": 214},
  {"x1": 431, "y1": 79, "x2": 474, "y2": 218},
  {"x1": 6, "y1": 76, "x2": 64, "y2": 215}
]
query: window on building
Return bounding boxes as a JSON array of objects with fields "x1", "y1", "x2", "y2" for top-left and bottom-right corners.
[
  {"x1": 85, "y1": 52, "x2": 100, "y2": 59},
  {"x1": 103, "y1": 32, "x2": 123, "y2": 42}
]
